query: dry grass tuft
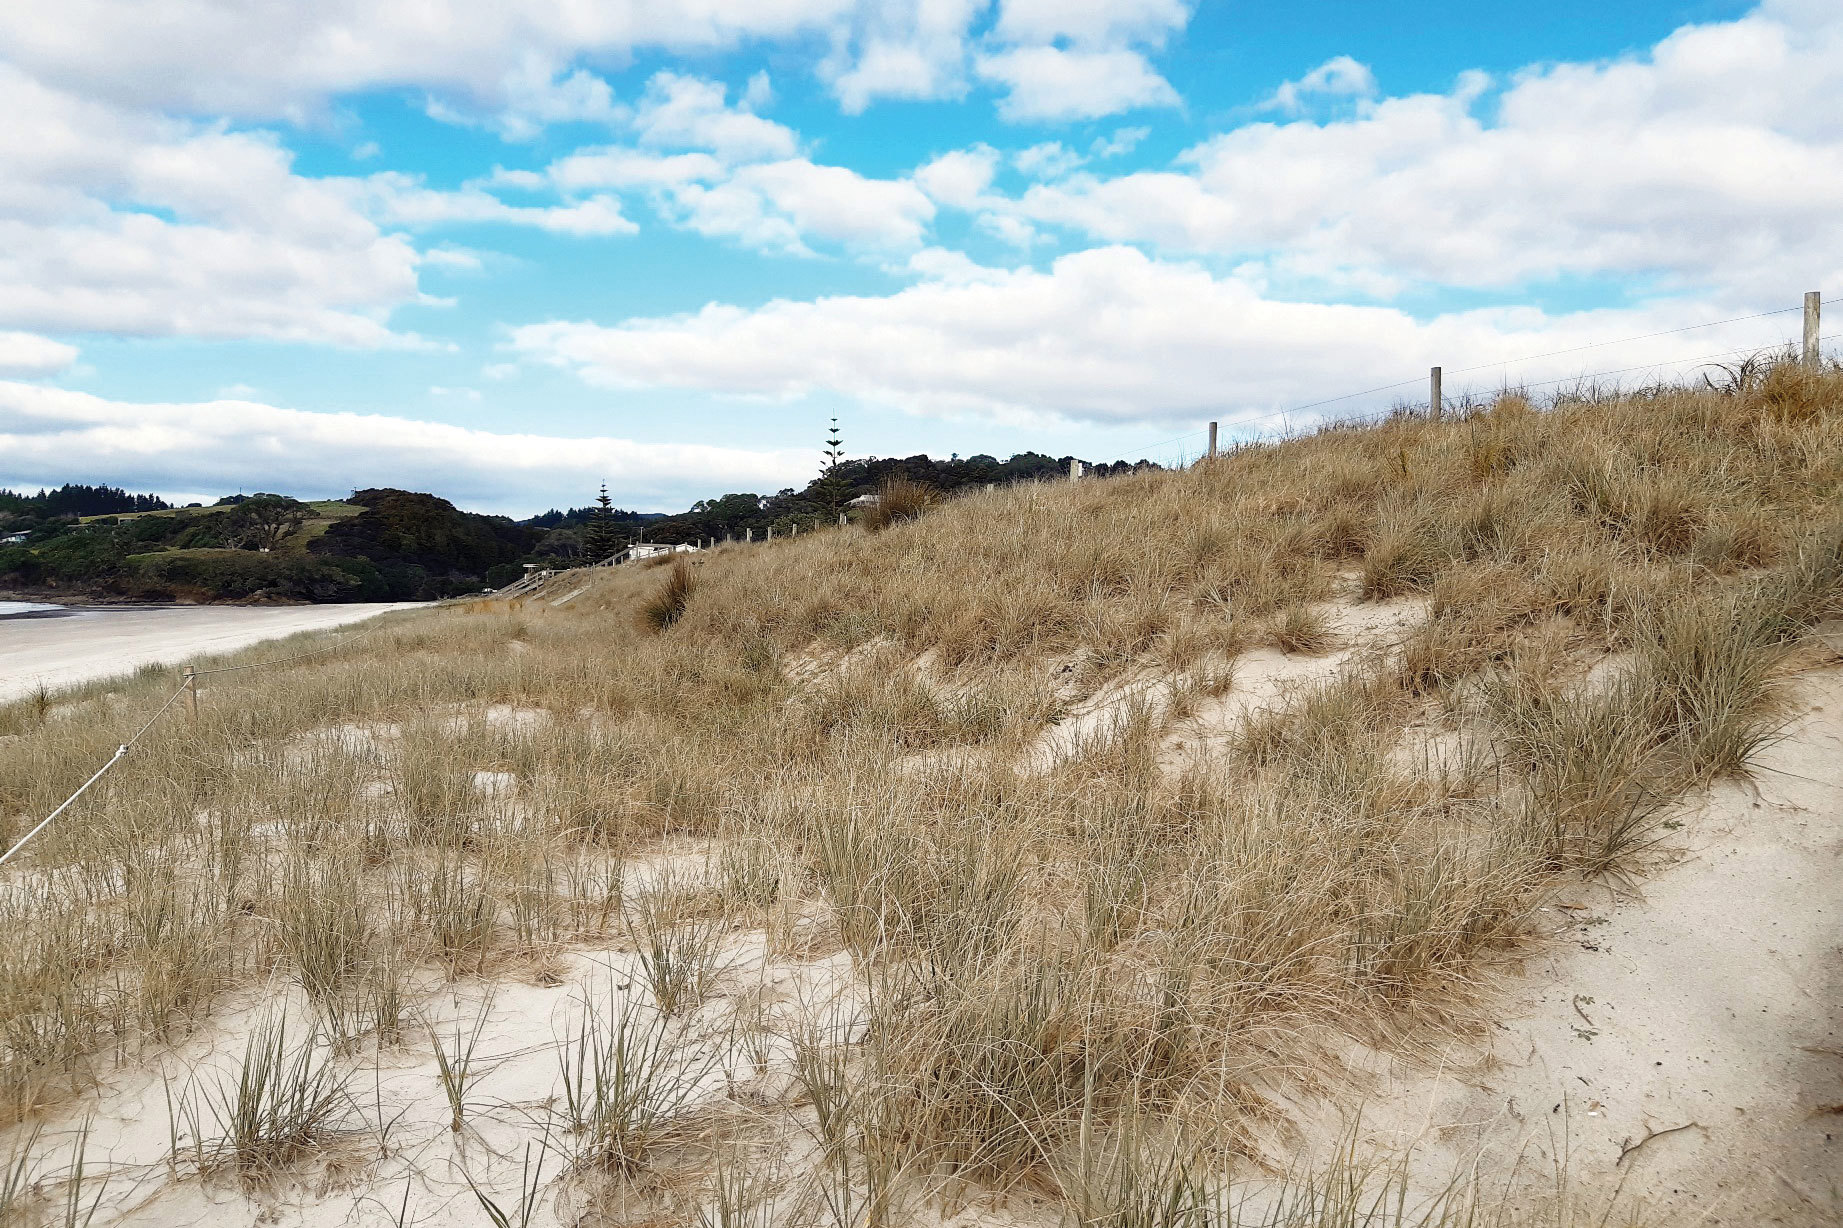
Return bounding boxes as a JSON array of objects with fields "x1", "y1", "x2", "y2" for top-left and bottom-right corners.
[
  {"x1": 641, "y1": 557, "x2": 699, "y2": 631},
  {"x1": 860, "y1": 476, "x2": 939, "y2": 532}
]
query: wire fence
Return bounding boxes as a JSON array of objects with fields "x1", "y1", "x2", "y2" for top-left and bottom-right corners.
[
  {"x1": 0, "y1": 634, "x2": 357, "y2": 869},
  {"x1": 1118, "y1": 294, "x2": 1831, "y2": 466}
]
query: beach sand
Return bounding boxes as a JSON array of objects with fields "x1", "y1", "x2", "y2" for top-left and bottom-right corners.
[{"x1": 0, "y1": 603, "x2": 422, "y2": 703}]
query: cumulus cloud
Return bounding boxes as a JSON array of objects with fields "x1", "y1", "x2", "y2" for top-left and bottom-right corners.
[
  {"x1": 1262, "y1": 55, "x2": 1377, "y2": 113},
  {"x1": 634, "y1": 72, "x2": 799, "y2": 163},
  {"x1": 977, "y1": 0, "x2": 1188, "y2": 121},
  {"x1": 988, "y1": 4, "x2": 1843, "y2": 300},
  {"x1": 0, "y1": 0, "x2": 862, "y2": 119},
  {"x1": 1014, "y1": 141, "x2": 1085, "y2": 178},
  {"x1": 363, "y1": 175, "x2": 638, "y2": 236},
  {"x1": 0, "y1": 381, "x2": 811, "y2": 515},
  {"x1": 914, "y1": 146, "x2": 1001, "y2": 208},
  {"x1": 976, "y1": 46, "x2": 1179, "y2": 122},
  {"x1": 435, "y1": 63, "x2": 626, "y2": 141},
  {"x1": 663, "y1": 159, "x2": 936, "y2": 254},
  {"x1": 0, "y1": 66, "x2": 420, "y2": 346},
  {"x1": 509, "y1": 245, "x2": 1796, "y2": 428},
  {"x1": 0, "y1": 332, "x2": 78, "y2": 376},
  {"x1": 824, "y1": 0, "x2": 985, "y2": 112},
  {"x1": 992, "y1": 0, "x2": 1190, "y2": 49}
]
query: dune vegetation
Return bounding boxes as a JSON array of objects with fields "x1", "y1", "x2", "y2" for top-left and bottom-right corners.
[{"x1": 1, "y1": 361, "x2": 1840, "y2": 1225}]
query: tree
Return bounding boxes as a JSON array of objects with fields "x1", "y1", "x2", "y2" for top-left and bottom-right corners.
[
  {"x1": 582, "y1": 484, "x2": 621, "y2": 560},
  {"x1": 811, "y1": 417, "x2": 851, "y2": 517},
  {"x1": 227, "y1": 494, "x2": 308, "y2": 552}
]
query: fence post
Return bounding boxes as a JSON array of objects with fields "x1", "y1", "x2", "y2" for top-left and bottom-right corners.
[
  {"x1": 746, "y1": 528, "x2": 753, "y2": 544},
  {"x1": 1068, "y1": 458, "x2": 1081, "y2": 481},
  {"x1": 1806, "y1": 291, "x2": 1822, "y2": 369},
  {"x1": 182, "y1": 666, "x2": 198, "y2": 725},
  {"x1": 1207, "y1": 421, "x2": 1218, "y2": 459},
  {"x1": 1429, "y1": 366, "x2": 1443, "y2": 421},
  {"x1": 838, "y1": 511, "x2": 846, "y2": 528}
]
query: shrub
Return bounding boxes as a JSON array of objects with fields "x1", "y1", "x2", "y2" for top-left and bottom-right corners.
[{"x1": 861, "y1": 477, "x2": 938, "y2": 532}]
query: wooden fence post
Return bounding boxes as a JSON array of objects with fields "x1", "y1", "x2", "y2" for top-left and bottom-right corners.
[
  {"x1": 182, "y1": 666, "x2": 198, "y2": 725},
  {"x1": 1207, "y1": 421, "x2": 1218, "y2": 459},
  {"x1": 1068, "y1": 458, "x2": 1081, "y2": 481},
  {"x1": 838, "y1": 511, "x2": 846, "y2": 527},
  {"x1": 1806, "y1": 291, "x2": 1822, "y2": 370},
  {"x1": 1429, "y1": 366, "x2": 1443, "y2": 421}
]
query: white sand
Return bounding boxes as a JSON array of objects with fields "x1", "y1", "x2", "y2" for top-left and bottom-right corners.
[
  {"x1": 0, "y1": 603, "x2": 422, "y2": 703},
  {"x1": 1290, "y1": 664, "x2": 1843, "y2": 1223}
]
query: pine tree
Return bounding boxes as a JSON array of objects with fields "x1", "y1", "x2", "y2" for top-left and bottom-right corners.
[
  {"x1": 583, "y1": 484, "x2": 620, "y2": 561},
  {"x1": 812, "y1": 418, "x2": 851, "y2": 517}
]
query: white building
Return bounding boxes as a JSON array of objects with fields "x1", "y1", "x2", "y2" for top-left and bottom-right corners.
[{"x1": 615, "y1": 541, "x2": 699, "y2": 564}]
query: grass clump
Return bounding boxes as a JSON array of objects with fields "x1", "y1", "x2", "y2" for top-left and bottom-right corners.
[
  {"x1": 641, "y1": 557, "x2": 698, "y2": 630},
  {"x1": 167, "y1": 1016, "x2": 347, "y2": 1182},
  {"x1": 860, "y1": 477, "x2": 939, "y2": 532}
]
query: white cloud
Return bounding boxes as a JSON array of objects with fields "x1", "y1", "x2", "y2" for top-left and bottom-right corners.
[
  {"x1": 1014, "y1": 141, "x2": 1085, "y2": 178},
  {"x1": 508, "y1": 245, "x2": 1797, "y2": 429},
  {"x1": 1262, "y1": 55, "x2": 1377, "y2": 113},
  {"x1": 0, "y1": 331, "x2": 77, "y2": 376},
  {"x1": 545, "y1": 149, "x2": 726, "y2": 192},
  {"x1": 1091, "y1": 125, "x2": 1150, "y2": 158},
  {"x1": 0, "y1": 0, "x2": 863, "y2": 119},
  {"x1": 914, "y1": 146, "x2": 1000, "y2": 208},
  {"x1": 0, "y1": 66, "x2": 421, "y2": 346},
  {"x1": 634, "y1": 71, "x2": 798, "y2": 163},
  {"x1": 992, "y1": 0, "x2": 1190, "y2": 49},
  {"x1": 824, "y1": 0, "x2": 984, "y2": 113},
  {"x1": 976, "y1": 47, "x2": 1180, "y2": 122},
  {"x1": 364, "y1": 174, "x2": 639, "y2": 236},
  {"x1": 487, "y1": 64, "x2": 625, "y2": 141},
  {"x1": 0, "y1": 381, "x2": 811, "y2": 515},
  {"x1": 665, "y1": 159, "x2": 936, "y2": 254},
  {"x1": 993, "y1": 4, "x2": 1843, "y2": 299}
]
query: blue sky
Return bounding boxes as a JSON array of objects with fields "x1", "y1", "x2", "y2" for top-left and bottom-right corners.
[{"x1": 0, "y1": 0, "x2": 1836, "y2": 514}]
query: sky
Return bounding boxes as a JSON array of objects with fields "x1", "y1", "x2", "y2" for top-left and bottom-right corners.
[{"x1": 1, "y1": 0, "x2": 1839, "y2": 516}]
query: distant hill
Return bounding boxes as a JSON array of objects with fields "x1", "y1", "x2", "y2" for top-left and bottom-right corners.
[{"x1": 0, "y1": 450, "x2": 1161, "y2": 602}]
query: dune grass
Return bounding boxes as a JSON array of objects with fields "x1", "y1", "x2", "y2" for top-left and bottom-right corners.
[{"x1": 1, "y1": 362, "x2": 1840, "y2": 1221}]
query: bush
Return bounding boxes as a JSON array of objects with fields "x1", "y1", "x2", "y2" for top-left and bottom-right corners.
[
  {"x1": 861, "y1": 477, "x2": 939, "y2": 532},
  {"x1": 135, "y1": 550, "x2": 360, "y2": 602}
]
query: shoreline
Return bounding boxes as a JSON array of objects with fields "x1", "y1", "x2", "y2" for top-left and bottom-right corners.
[{"x1": 0, "y1": 601, "x2": 426, "y2": 703}]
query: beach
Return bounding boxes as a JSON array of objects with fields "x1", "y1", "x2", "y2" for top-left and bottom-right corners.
[{"x1": 0, "y1": 602, "x2": 423, "y2": 703}]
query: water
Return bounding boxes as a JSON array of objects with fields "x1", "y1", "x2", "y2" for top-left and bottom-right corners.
[{"x1": 0, "y1": 601, "x2": 71, "y2": 620}]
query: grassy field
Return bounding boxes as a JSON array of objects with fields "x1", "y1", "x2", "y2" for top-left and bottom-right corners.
[{"x1": 2, "y1": 362, "x2": 1840, "y2": 1225}]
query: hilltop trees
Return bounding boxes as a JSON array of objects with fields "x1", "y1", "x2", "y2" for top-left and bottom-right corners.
[{"x1": 226, "y1": 494, "x2": 308, "y2": 551}]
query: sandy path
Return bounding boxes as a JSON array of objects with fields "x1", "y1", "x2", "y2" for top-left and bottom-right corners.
[{"x1": 0, "y1": 603, "x2": 423, "y2": 702}]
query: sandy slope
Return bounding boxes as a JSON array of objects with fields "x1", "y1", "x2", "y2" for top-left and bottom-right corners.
[
  {"x1": 1295, "y1": 665, "x2": 1843, "y2": 1224},
  {"x1": 0, "y1": 604, "x2": 423, "y2": 703}
]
